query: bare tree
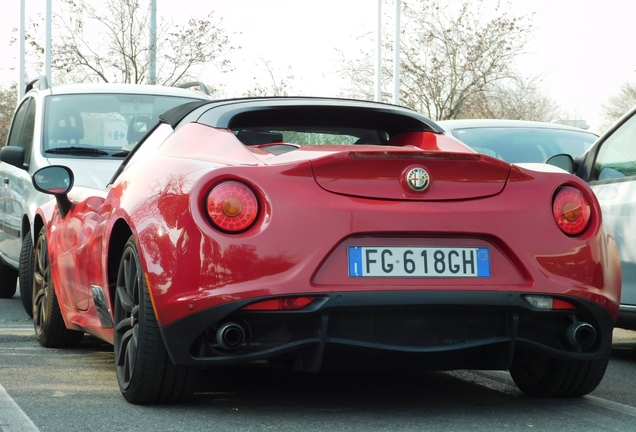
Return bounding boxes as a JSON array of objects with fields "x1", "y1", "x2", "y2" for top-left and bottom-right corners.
[
  {"x1": 459, "y1": 74, "x2": 562, "y2": 122},
  {"x1": 0, "y1": 84, "x2": 18, "y2": 146},
  {"x1": 338, "y1": 0, "x2": 536, "y2": 120},
  {"x1": 335, "y1": 32, "x2": 384, "y2": 99},
  {"x1": 26, "y1": 0, "x2": 234, "y2": 86},
  {"x1": 600, "y1": 81, "x2": 636, "y2": 131},
  {"x1": 244, "y1": 58, "x2": 296, "y2": 97},
  {"x1": 10, "y1": 19, "x2": 46, "y2": 80}
]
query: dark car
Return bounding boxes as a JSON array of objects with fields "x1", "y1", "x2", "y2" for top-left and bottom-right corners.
[{"x1": 438, "y1": 119, "x2": 597, "y2": 163}]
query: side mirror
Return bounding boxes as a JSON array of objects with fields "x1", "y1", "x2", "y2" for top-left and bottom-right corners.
[
  {"x1": 0, "y1": 146, "x2": 26, "y2": 169},
  {"x1": 32, "y1": 166, "x2": 74, "y2": 218},
  {"x1": 546, "y1": 154, "x2": 574, "y2": 174}
]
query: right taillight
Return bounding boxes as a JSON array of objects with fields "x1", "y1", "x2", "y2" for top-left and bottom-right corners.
[{"x1": 552, "y1": 187, "x2": 591, "y2": 236}]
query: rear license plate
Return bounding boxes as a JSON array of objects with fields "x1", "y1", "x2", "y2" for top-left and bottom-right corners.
[{"x1": 348, "y1": 246, "x2": 490, "y2": 278}]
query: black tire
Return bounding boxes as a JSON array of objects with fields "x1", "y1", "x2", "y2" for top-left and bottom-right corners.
[
  {"x1": 509, "y1": 346, "x2": 611, "y2": 397},
  {"x1": 19, "y1": 231, "x2": 35, "y2": 317},
  {"x1": 0, "y1": 259, "x2": 18, "y2": 299},
  {"x1": 114, "y1": 235, "x2": 197, "y2": 404},
  {"x1": 33, "y1": 226, "x2": 84, "y2": 348}
]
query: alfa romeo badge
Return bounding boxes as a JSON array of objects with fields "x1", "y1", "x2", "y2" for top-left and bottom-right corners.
[{"x1": 406, "y1": 167, "x2": 430, "y2": 191}]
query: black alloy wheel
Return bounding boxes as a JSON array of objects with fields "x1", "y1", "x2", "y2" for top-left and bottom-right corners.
[{"x1": 114, "y1": 235, "x2": 197, "y2": 404}]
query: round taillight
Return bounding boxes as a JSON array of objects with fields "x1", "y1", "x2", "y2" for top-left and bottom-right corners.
[
  {"x1": 552, "y1": 187, "x2": 591, "y2": 235},
  {"x1": 206, "y1": 181, "x2": 258, "y2": 232}
]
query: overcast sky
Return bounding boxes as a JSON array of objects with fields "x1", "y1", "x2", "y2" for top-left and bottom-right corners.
[{"x1": 2, "y1": 0, "x2": 635, "y2": 133}]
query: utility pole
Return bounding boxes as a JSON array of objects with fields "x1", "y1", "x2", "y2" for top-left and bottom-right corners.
[
  {"x1": 46, "y1": 0, "x2": 52, "y2": 84},
  {"x1": 393, "y1": 0, "x2": 400, "y2": 105},
  {"x1": 19, "y1": 0, "x2": 25, "y2": 99},
  {"x1": 375, "y1": 0, "x2": 382, "y2": 102},
  {"x1": 149, "y1": 0, "x2": 157, "y2": 85}
]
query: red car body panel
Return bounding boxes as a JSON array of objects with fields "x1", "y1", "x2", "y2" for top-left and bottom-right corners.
[
  {"x1": 33, "y1": 99, "x2": 620, "y2": 380},
  {"x1": 39, "y1": 124, "x2": 620, "y2": 330}
]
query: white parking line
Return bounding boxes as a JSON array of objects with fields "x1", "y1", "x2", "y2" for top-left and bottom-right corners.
[
  {"x1": 0, "y1": 383, "x2": 39, "y2": 432},
  {"x1": 454, "y1": 370, "x2": 636, "y2": 420},
  {"x1": 0, "y1": 326, "x2": 33, "y2": 333},
  {"x1": 585, "y1": 395, "x2": 636, "y2": 418}
]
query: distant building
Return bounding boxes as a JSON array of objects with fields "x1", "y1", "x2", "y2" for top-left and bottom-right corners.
[{"x1": 555, "y1": 119, "x2": 590, "y2": 130}]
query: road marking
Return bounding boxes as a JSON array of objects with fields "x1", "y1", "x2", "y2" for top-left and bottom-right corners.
[
  {"x1": 0, "y1": 383, "x2": 39, "y2": 432},
  {"x1": 451, "y1": 370, "x2": 636, "y2": 420},
  {"x1": 585, "y1": 395, "x2": 636, "y2": 418},
  {"x1": 0, "y1": 326, "x2": 33, "y2": 332}
]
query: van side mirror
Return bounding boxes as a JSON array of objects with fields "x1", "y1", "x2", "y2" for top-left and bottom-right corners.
[{"x1": 0, "y1": 146, "x2": 26, "y2": 169}]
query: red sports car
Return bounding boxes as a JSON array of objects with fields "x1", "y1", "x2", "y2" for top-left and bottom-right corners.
[{"x1": 31, "y1": 98, "x2": 620, "y2": 404}]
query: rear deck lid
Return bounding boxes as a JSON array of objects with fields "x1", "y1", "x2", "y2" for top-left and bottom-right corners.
[{"x1": 310, "y1": 132, "x2": 511, "y2": 201}]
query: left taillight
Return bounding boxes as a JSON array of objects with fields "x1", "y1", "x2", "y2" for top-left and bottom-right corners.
[
  {"x1": 552, "y1": 186, "x2": 591, "y2": 236},
  {"x1": 206, "y1": 181, "x2": 259, "y2": 233}
]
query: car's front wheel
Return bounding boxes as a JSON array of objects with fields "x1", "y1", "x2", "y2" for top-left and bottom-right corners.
[
  {"x1": 114, "y1": 235, "x2": 197, "y2": 404},
  {"x1": 32, "y1": 226, "x2": 84, "y2": 347},
  {"x1": 509, "y1": 346, "x2": 610, "y2": 397},
  {"x1": 19, "y1": 230, "x2": 34, "y2": 316}
]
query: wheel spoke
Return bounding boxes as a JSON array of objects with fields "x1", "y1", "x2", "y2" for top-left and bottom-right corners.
[
  {"x1": 33, "y1": 284, "x2": 46, "y2": 323},
  {"x1": 131, "y1": 304, "x2": 139, "y2": 320},
  {"x1": 34, "y1": 294, "x2": 47, "y2": 333},
  {"x1": 32, "y1": 234, "x2": 51, "y2": 334},
  {"x1": 33, "y1": 272, "x2": 44, "y2": 285},
  {"x1": 115, "y1": 318, "x2": 131, "y2": 334},
  {"x1": 36, "y1": 239, "x2": 48, "y2": 272},
  {"x1": 34, "y1": 289, "x2": 46, "y2": 310},
  {"x1": 116, "y1": 328, "x2": 133, "y2": 366},
  {"x1": 126, "y1": 327, "x2": 138, "y2": 380},
  {"x1": 39, "y1": 301, "x2": 46, "y2": 324},
  {"x1": 116, "y1": 284, "x2": 135, "y2": 314},
  {"x1": 125, "y1": 257, "x2": 138, "y2": 302}
]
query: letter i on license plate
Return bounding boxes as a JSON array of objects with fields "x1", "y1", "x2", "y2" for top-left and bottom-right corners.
[{"x1": 347, "y1": 246, "x2": 490, "y2": 278}]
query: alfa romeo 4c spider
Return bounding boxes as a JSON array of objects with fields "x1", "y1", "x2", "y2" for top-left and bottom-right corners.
[{"x1": 30, "y1": 98, "x2": 620, "y2": 404}]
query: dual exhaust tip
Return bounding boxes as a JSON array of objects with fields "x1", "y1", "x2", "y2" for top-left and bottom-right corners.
[{"x1": 215, "y1": 320, "x2": 598, "y2": 352}]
